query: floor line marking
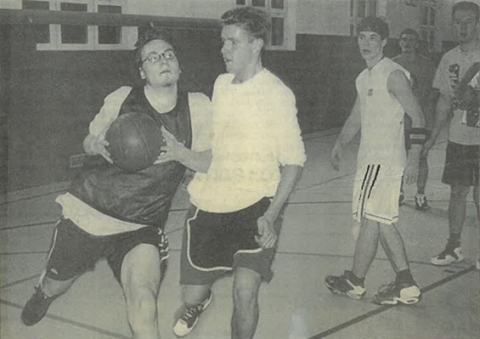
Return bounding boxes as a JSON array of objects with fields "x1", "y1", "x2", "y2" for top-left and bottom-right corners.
[
  {"x1": 0, "y1": 299, "x2": 130, "y2": 339},
  {"x1": 1, "y1": 274, "x2": 40, "y2": 289}
]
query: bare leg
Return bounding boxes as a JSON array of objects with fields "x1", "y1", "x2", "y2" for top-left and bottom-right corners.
[
  {"x1": 40, "y1": 275, "x2": 76, "y2": 297},
  {"x1": 378, "y1": 223, "x2": 409, "y2": 273},
  {"x1": 121, "y1": 244, "x2": 162, "y2": 339},
  {"x1": 449, "y1": 184, "x2": 470, "y2": 237},
  {"x1": 231, "y1": 267, "x2": 262, "y2": 339},
  {"x1": 416, "y1": 156, "x2": 429, "y2": 195},
  {"x1": 181, "y1": 284, "x2": 211, "y2": 306},
  {"x1": 473, "y1": 184, "x2": 479, "y2": 220},
  {"x1": 351, "y1": 218, "x2": 380, "y2": 279}
]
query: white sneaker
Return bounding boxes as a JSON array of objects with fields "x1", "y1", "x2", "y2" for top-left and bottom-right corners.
[
  {"x1": 431, "y1": 247, "x2": 464, "y2": 266},
  {"x1": 173, "y1": 292, "x2": 212, "y2": 337}
]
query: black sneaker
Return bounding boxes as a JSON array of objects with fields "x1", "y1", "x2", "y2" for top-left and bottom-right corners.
[
  {"x1": 414, "y1": 194, "x2": 430, "y2": 211},
  {"x1": 21, "y1": 287, "x2": 57, "y2": 326},
  {"x1": 325, "y1": 270, "x2": 366, "y2": 300},
  {"x1": 372, "y1": 281, "x2": 421, "y2": 305},
  {"x1": 173, "y1": 291, "x2": 213, "y2": 337}
]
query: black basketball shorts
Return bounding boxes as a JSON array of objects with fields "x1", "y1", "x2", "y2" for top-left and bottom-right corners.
[
  {"x1": 442, "y1": 141, "x2": 479, "y2": 187},
  {"x1": 45, "y1": 218, "x2": 169, "y2": 284},
  {"x1": 180, "y1": 197, "x2": 284, "y2": 285}
]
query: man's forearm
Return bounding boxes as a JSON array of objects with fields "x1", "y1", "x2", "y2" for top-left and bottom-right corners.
[
  {"x1": 264, "y1": 165, "x2": 303, "y2": 221},
  {"x1": 176, "y1": 149, "x2": 212, "y2": 173},
  {"x1": 430, "y1": 95, "x2": 451, "y2": 141}
]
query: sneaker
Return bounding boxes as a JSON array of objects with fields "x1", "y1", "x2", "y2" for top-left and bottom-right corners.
[
  {"x1": 431, "y1": 246, "x2": 464, "y2": 266},
  {"x1": 476, "y1": 258, "x2": 480, "y2": 270},
  {"x1": 173, "y1": 291, "x2": 213, "y2": 337},
  {"x1": 414, "y1": 194, "x2": 430, "y2": 211},
  {"x1": 372, "y1": 281, "x2": 421, "y2": 305},
  {"x1": 325, "y1": 270, "x2": 366, "y2": 300},
  {"x1": 399, "y1": 191, "x2": 405, "y2": 206},
  {"x1": 21, "y1": 287, "x2": 57, "y2": 326}
]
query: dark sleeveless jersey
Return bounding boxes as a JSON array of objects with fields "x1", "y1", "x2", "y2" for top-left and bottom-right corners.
[{"x1": 69, "y1": 87, "x2": 192, "y2": 228}]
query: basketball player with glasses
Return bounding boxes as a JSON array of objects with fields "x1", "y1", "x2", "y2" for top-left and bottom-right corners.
[{"x1": 21, "y1": 28, "x2": 213, "y2": 339}]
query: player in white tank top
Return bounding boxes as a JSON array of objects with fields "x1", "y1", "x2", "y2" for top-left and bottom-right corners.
[{"x1": 326, "y1": 16, "x2": 425, "y2": 306}]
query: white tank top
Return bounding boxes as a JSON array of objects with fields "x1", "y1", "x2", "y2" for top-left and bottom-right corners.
[{"x1": 356, "y1": 58, "x2": 410, "y2": 168}]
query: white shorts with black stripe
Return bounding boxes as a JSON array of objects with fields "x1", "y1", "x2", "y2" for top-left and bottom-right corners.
[{"x1": 352, "y1": 164, "x2": 403, "y2": 225}]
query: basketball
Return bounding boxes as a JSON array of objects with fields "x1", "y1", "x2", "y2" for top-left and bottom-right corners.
[{"x1": 105, "y1": 112, "x2": 165, "y2": 172}]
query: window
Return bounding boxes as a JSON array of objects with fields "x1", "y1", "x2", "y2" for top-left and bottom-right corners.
[
  {"x1": 60, "y1": 2, "x2": 88, "y2": 44},
  {"x1": 349, "y1": 0, "x2": 377, "y2": 36},
  {"x1": 97, "y1": 4, "x2": 122, "y2": 45},
  {"x1": 420, "y1": 0, "x2": 436, "y2": 52},
  {"x1": 25, "y1": 0, "x2": 135, "y2": 51},
  {"x1": 235, "y1": 0, "x2": 290, "y2": 50},
  {"x1": 22, "y1": 0, "x2": 52, "y2": 44},
  {"x1": 252, "y1": 0, "x2": 265, "y2": 7},
  {"x1": 271, "y1": 0, "x2": 284, "y2": 9}
]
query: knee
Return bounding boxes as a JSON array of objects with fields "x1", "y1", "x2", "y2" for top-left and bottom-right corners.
[
  {"x1": 233, "y1": 286, "x2": 258, "y2": 310},
  {"x1": 124, "y1": 285, "x2": 158, "y2": 329}
]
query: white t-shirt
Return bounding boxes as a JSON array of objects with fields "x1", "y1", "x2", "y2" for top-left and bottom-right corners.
[
  {"x1": 433, "y1": 45, "x2": 480, "y2": 145},
  {"x1": 188, "y1": 69, "x2": 306, "y2": 213},
  {"x1": 57, "y1": 87, "x2": 213, "y2": 235}
]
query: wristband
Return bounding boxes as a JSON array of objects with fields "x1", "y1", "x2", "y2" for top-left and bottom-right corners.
[{"x1": 410, "y1": 128, "x2": 426, "y2": 144}]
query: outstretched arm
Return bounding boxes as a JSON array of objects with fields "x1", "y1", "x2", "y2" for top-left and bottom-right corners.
[{"x1": 330, "y1": 95, "x2": 361, "y2": 170}]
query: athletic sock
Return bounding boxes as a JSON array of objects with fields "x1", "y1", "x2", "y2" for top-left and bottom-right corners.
[
  {"x1": 396, "y1": 269, "x2": 415, "y2": 286},
  {"x1": 348, "y1": 271, "x2": 365, "y2": 286},
  {"x1": 447, "y1": 234, "x2": 461, "y2": 249}
]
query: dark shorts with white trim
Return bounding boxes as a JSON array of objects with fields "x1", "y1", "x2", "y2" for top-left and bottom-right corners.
[
  {"x1": 180, "y1": 197, "x2": 283, "y2": 285},
  {"x1": 45, "y1": 218, "x2": 169, "y2": 284}
]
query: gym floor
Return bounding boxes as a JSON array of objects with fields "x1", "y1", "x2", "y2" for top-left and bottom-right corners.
[{"x1": 1, "y1": 127, "x2": 479, "y2": 339}]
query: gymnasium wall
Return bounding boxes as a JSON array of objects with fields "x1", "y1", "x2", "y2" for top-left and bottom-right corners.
[{"x1": 2, "y1": 24, "x2": 398, "y2": 192}]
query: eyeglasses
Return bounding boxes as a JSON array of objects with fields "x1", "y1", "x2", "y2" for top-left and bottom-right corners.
[{"x1": 141, "y1": 49, "x2": 176, "y2": 64}]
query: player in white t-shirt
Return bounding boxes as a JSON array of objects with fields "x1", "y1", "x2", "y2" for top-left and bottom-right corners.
[
  {"x1": 156, "y1": 7, "x2": 305, "y2": 339},
  {"x1": 423, "y1": 1, "x2": 480, "y2": 267}
]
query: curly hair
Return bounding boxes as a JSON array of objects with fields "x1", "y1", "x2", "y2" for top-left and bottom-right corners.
[
  {"x1": 357, "y1": 16, "x2": 389, "y2": 40},
  {"x1": 134, "y1": 27, "x2": 176, "y2": 66},
  {"x1": 221, "y1": 7, "x2": 270, "y2": 44}
]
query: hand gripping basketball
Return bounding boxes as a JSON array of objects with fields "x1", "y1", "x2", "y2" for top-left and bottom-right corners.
[{"x1": 105, "y1": 112, "x2": 165, "y2": 172}]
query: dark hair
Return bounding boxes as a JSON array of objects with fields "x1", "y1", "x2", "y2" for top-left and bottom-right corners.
[
  {"x1": 357, "y1": 16, "x2": 389, "y2": 40},
  {"x1": 221, "y1": 7, "x2": 270, "y2": 44},
  {"x1": 134, "y1": 27, "x2": 175, "y2": 66},
  {"x1": 452, "y1": 1, "x2": 480, "y2": 21},
  {"x1": 399, "y1": 28, "x2": 419, "y2": 40}
]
